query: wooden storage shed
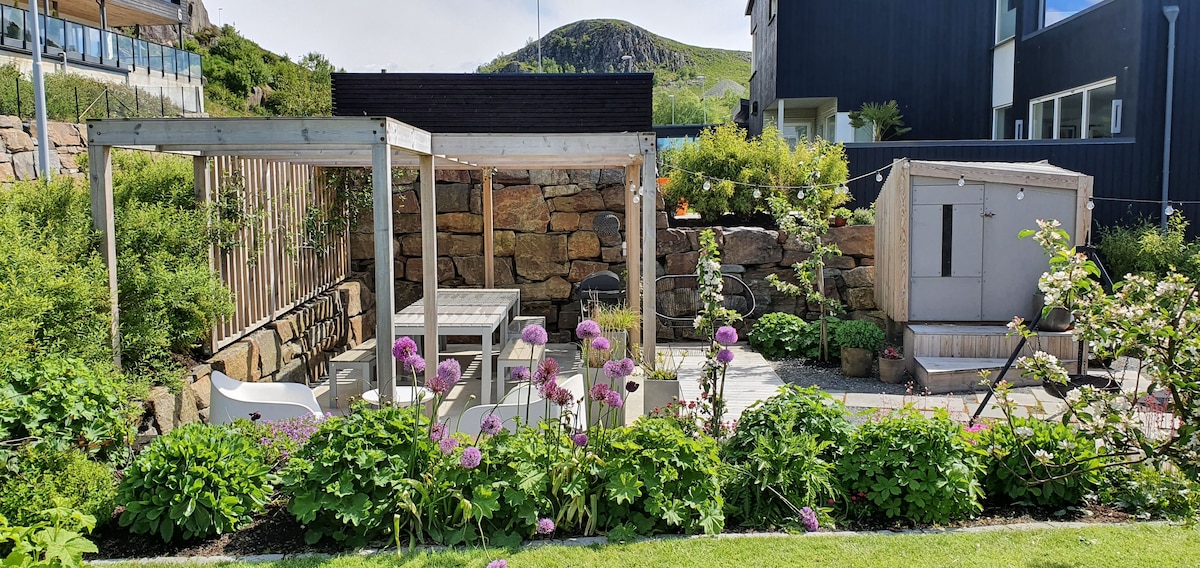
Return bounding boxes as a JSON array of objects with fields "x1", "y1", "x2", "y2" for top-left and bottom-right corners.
[{"x1": 875, "y1": 159, "x2": 1093, "y2": 325}]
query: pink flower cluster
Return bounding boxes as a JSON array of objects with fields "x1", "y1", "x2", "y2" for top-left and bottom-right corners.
[
  {"x1": 426, "y1": 358, "x2": 461, "y2": 395},
  {"x1": 392, "y1": 337, "x2": 426, "y2": 374},
  {"x1": 589, "y1": 383, "x2": 624, "y2": 408},
  {"x1": 533, "y1": 358, "x2": 573, "y2": 406}
]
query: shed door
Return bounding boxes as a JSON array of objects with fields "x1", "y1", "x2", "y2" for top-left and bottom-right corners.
[
  {"x1": 980, "y1": 185, "x2": 1078, "y2": 321},
  {"x1": 909, "y1": 185, "x2": 985, "y2": 321}
]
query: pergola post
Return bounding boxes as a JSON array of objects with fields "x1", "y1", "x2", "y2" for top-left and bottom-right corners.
[
  {"x1": 640, "y1": 137, "x2": 658, "y2": 364},
  {"x1": 193, "y1": 156, "x2": 217, "y2": 354},
  {"x1": 624, "y1": 164, "x2": 641, "y2": 332},
  {"x1": 372, "y1": 143, "x2": 396, "y2": 403},
  {"x1": 88, "y1": 143, "x2": 120, "y2": 368},
  {"x1": 482, "y1": 168, "x2": 495, "y2": 288},
  {"x1": 419, "y1": 155, "x2": 439, "y2": 371}
]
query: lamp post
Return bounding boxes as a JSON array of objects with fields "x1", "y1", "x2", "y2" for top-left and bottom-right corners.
[
  {"x1": 669, "y1": 94, "x2": 675, "y2": 124},
  {"x1": 536, "y1": 0, "x2": 542, "y2": 73},
  {"x1": 697, "y1": 75, "x2": 707, "y2": 124},
  {"x1": 620, "y1": 54, "x2": 632, "y2": 73}
]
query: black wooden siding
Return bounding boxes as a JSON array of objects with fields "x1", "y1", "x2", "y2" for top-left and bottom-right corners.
[{"x1": 332, "y1": 73, "x2": 653, "y2": 134}]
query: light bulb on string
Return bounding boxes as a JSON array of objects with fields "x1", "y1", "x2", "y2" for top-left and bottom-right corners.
[
  {"x1": 703, "y1": 180, "x2": 712, "y2": 190},
  {"x1": 1165, "y1": 204, "x2": 1176, "y2": 216},
  {"x1": 958, "y1": 175, "x2": 966, "y2": 187},
  {"x1": 836, "y1": 184, "x2": 849, "y2": 196},
  {"x1": 1086, "y1": 199, "x2": 1095, "y2": 210},
  {"x1": 1016, "y1": 188, "x2": 1025, "y2": 201},
  {"x1": 753, "y1": 189, "x2": 762, "y2": 199},
  {"x1": 876, "y1": 172, "x2": 884, "y2": 183},
  {"x1": 633, "y1": 195, "x2": 640, "y2": 204},
  {"x1": 796, "y1": 189, "x2": 806, "y2": 200},
  {"x1": 629, "y1": 181, "x2": 637, "y2": 194}
]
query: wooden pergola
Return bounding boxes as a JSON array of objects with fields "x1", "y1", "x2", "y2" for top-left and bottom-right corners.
[{"x1": 86, "y1": 117, "x2": 659, "y2": 401}]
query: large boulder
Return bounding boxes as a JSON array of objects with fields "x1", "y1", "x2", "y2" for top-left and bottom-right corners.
[
  {"x1": 826, "y1": 225, "x2": 875, "y2": 257},
  {"x1": 656, "y1": 228, "x2": 692, "y2": 256},
  {"x1": 550, "y1": 212, "x2": 580, "y2": 232},
  {"x1": 666, "y1": 251, "x2": 700, "y2": 275},
  {"x1": 568, "y1": 261, "x2": 609, "y2": 282},
  {"x1": 209, "y1": 340, "x2": 260, "y2": 382},
  {"x1": 722, "y1": 227, "x2": 782, "y2": 265},
  {"x1": 549, "y1": 191, "x2": 606, "y2": 213},
  {"x1": 494, "y1": 231, "x2": 516, "y2": 256},
  {"x1": 514, "y1": 234, "x2": 569, "y2": 280},
  {"x1": 518, "y1": 276, "x2": 573, "y2": 300},
  {"x1": 494, "y1": 185, "x2": 550, "y2": 233},
  {"x1": 530, "y1": 170, "x2": 570, "y2": 186},
  {"x1": 543, "y1": 184, "x2": 581, "y2": 198},
  {"x1": 435, "y1": 183, "x2": 472, "y2": 213},
  {"x1": 147, "y1": 387, "x2": 177, "y2": 434},
  {"x1": 248, "y1": 329, "x2": 281, "y2": 376},
  {"x1": 567, "y1": 232, "x2": 601, "y2": 259},
  {"x1": 437, "y1": 213, "x2": 483, "y2": 234},
  {"x1": 454, "y1": 256, "x2": 517, "y2": 286},
  {"x1": 843, "y1": 266, "x2": 876, "y2": 288}
]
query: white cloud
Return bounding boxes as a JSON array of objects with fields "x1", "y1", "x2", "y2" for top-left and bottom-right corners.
[{"x1": 202, "y1": 0, "x2": 750, "y2": 73}]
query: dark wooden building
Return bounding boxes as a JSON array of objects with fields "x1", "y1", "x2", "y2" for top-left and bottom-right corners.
[{"x1": 332, "y1": 73, "x2": 654, "y2": 134}]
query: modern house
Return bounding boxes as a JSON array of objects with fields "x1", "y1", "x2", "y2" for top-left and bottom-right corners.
[
  {"x1": 0, "y1": 1, "x2": 203, "y2": 112},
  {"x1": 745, "y1": 0, "x2": 1198, "y2": 230}
]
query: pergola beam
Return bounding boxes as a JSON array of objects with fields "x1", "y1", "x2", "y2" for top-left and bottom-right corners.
[{"x1": 86, "y1": 118, "x2": 432, "y2": 154}]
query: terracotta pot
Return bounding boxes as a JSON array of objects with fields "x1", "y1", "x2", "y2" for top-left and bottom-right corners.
[
  {"x1": 643, "y1": 379, "x2": 682, "y2": 414},
  {"x1": 830, "y1": 217, "x2": 848, "y2": 227},
  {"x1": 879, "y1": 357, "x2": 906, "y2": 384},
  {"x1": 841, "y1": 347, "x2": 874, "y2": 378},
  {"x1": 676, "y1": 199, "x2": 689, "y2": 216}
]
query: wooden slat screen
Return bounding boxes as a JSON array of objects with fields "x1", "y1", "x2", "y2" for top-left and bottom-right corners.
[{"x1": 209, "y1": 157, "x2": 350, "y2": 351}]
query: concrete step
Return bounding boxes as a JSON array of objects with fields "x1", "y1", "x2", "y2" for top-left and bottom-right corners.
[
  {"x1": 914, "y1": 356, "x2": 1079, "y2": 394},
  {"x1": 904, "y1": 324, "x2": 1079, "y2": 361}
]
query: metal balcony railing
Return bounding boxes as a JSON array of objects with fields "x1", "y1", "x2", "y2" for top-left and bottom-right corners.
[{"x1": 0, "y1": 5, "x2": 201, "y2": 81}]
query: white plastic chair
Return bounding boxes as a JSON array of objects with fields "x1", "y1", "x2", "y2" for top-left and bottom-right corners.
[
  {"x1": 457, "y1": 373, "x2": 586, "y2": 435},
  {"x1": 208, "y1": 370, "x2": 324, "y2": 425}
]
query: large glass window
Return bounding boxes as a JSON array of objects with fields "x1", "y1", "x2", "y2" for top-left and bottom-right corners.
[
  {"x1": 1029, "y1": 79, "x2": 1118, "y2": 139},
  {"x1": 1043, "y1": 0, "x2": 1104, "y2": 28},
  {"x1": 1087, "y1": 83, "x2": 1116, "y2": 138},
  {"x1": 993, "y1": 105, "x2": 1014, "y2": 140},
  {"x1": 1031, "y1": 100, "x2": 1055, "y2": 140},
  {"x1": 996, "y1": 0, "x2": 1016, "y2": 43}
]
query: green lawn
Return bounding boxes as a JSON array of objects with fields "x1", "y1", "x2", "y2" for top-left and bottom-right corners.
[{"x1": 102, "y1": 524, "x2": 1199, "y2": 568}]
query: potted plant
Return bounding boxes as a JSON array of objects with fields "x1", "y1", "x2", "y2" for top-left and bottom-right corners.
[
  {"x1": 642, "y1": 347, "x2": 685, "y2": 413},
  {"x1": 834, "y1": 320, "x2": 885, "y2": 378},
  {"x1": 590, "y1": 303, "x2": 641, "y2": 362},
  {"x1": 830, "y1": 207, "x2": 852, "y2": 227},
  {"x1": 878, "y1": 346, "x2": 906, "y2": 384}
]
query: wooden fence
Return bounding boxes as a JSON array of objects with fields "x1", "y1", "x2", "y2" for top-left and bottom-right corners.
[{"x1": 206, "y1": 157, "x2": 350, "y2": 351}]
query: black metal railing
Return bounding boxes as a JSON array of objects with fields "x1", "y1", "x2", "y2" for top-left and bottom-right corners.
[
  {"x1": 0, "y1": 74, "x2": 202, "y2": 120},
  {"x1": 0, "y1": 6, "x2": 201, "y2": 81}
]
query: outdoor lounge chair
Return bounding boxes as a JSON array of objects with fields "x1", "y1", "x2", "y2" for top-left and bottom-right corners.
[
  {"x1": 456, "y1": 373, "x2": 586, "y2": 435},
  {"x1": 209, "y1": 370, "x2": 324, "y2": 425}
]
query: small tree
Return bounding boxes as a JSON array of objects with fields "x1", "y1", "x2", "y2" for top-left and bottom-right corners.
[{"x1": 848, "y1": 100, "x2": 912, "y2": 141}]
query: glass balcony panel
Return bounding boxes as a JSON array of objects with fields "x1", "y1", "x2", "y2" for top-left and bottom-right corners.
[
  {"x1": 65, "y1": 21, "x2": 83, "y2": 54},
  {"x1": 117, "y1": 35, "x2": 133, "y2": 67},
  {"x1": 43, "y1": 16, "x2": 64, "y2": 50},
  {"x1": 4, "y1": 7, "x2": 26, "y2": 44},
  {"x1": 134, "y1": 39, "x2": 148, "y2": 68},
  {"x1": 148, "y1": 42, "x2": 162, "y2": 72},
  {"x1": 163, "y1": 47, "x2": 176, "y2": 75},
  {"x1": 190, "y1": 52, "x2": 201, "y2": 79},
  {"x1": 85, "y1": 26, "x2": 101, "y2": 59},
  {"x1": 101, "y1": 30, "x2": 117, "y2": 60}
]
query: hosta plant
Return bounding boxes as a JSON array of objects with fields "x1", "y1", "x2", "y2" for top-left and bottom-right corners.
[
  {"x1": 117, "y1": 423, "x2": 274, "y2": 542},
  {"x1": 978, "y1": 416, "x2": 1103, "y2": 509}
]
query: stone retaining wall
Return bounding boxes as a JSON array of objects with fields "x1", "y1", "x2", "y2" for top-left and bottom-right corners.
[
  {"x1": 0, "y1": 115, "x2": 89, "y2": 180},
  {"x1": 141, "y1": 281, "x2": 374, "y2": 434}
]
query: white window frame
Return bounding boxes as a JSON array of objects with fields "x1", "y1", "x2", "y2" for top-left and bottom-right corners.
[
  {"x1": 995, "y1": 0, "x2": 1016, "y2": 44},
  {"x1": 992, "y1": 105, "x2": 1013, "y2": 140},
  {"x1": 1040, "y1": 0, "x2": 1113, "y2": 30},
  {"x1": 1027, "y1": 78, "x2": 1117, "y2": 140}
]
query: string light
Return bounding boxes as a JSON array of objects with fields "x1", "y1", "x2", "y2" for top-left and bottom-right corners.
[
  {"x1": 1016, "y1": 188, "x2": 1025, "y2": 201},
  {"x1": 753, "y1": 189, "x2": 762, "y2": 198},
  {"x1": 958, "y1": 175, "x2": 966, "y2": 187},
  {"x1": 1165, "y1": 204, "x2": 1176, "y2": 216},
  {"x1": 796, "y1": 189, "x2": 806, "y2": 200},
  {"x1": 629, "y1": 181, "x2": 637, "y2": 193},
  {"x1": 633, "y1": 195, "x2": 640, "y2": 204},
  {"x1": 660, "y1": 160, "x2": 898, "y2": 192},
  {"x1": 876, "y1": 172, "x2": 884, "y2": 182},
  {"x1": 836, "y1": 184, "x2": 849, "y2": 196},
  {"x1": 703, "y1": 180, "x2": 711, "y2": 190},
  {"x1": 1086, "y1": 199, "x2": 1095, "y2": 210}
]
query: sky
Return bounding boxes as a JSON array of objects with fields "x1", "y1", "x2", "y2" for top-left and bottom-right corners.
[{"x1": 200, "y1": 0, "x2": 752, "y2": 73}]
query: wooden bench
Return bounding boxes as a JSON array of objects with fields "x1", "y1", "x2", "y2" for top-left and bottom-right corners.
[
  {"x1": 496, "y1": 338, "x2": 545, "y2": 399},
  {"x1": 327, "y1": 339, "x2": 376, "y2": 404}
]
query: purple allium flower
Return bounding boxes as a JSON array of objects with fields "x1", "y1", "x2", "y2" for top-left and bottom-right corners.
[
  {"x1": 427, "y1": 358, "x2": 462, "y2": 395},
  {"x1": 572, "y1": 432, "x2": 588, "y2": 447},
  {"x1": 592, "y1": 336, "x2": 611, "y2": 351},
  {"x1": 625, "y1": 380, "x2": 639, "y2": 393},
  {"x1": 576, "y1": 320, "x2": 602, "y2": 340},
  {"x1": 430, "y1": 422, "x2": 447, "y2": 441},
  {"x1": 605, "y1": 390, "x2": 624, "y2": 408},
  {"x1": 537, "y1": 375, "x2": 558, "y2": 397},
  {"x1": 439, "y1": 437, "x2": 459, "y2": 455},
  {"x1": 392, "y1": 337, "x2": 418, "y2": 360},
  {"x1": 487, "y1": 561, "x2": 507, "y2": 568},
  {"x1": 715, "y1": 326, "x2": 739, "y2": 345},
  {"x1": 800, "y1": 506, "x2": 819, "y2": 532},
  {"x1": 603, "y1": 360, "x2": 623, "y2": 380},
  {"x1": 511, "y1": 366, "x2": 530, "y2": 382},
  {"x1": 533, "y1": 358, "x2": 560, "y2": 386},
  {"x1": 548, "y1": 385, "x2": 573, "y2": 406},
  {"x1": 521, "y1": 324, "x2": 548, "y2": 346},
  {"x1": 589, "y1": 382, "x2": 611, "y2": 401},
  {"x1": 460, "y1": 446, "x2": 482, "y2": 469},
  {"x1": 716, "y1": 348, "x2": 735, "y2": 365},
  {"x1": 536, "y1": 517, "x2": 556, "y2": 535},
  {"x1": 619, "y1": 357, "x2": 635, "y2": 376},
  {"x1": 403, "y1": 354, "x2": 426, "y2": 375},
  {"x1": 481, "y1": 414, "x2": 502, "y2": 436}
]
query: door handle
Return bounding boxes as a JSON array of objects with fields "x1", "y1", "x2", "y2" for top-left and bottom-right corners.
[{"x1": 981, "y1": 211, "x2": 996, "y2": 218}]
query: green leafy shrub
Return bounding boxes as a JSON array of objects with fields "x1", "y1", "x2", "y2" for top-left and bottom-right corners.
[
  {"x1": 282, "y1": 407, "x2": 436, "y2": 546},
  {"x1": 118, "y1": 423, "x2": 274, "y2": 542},
  {"x1": 0, "y1": 502, "x2": 97, "y2": 568},
  {"x1": 749, "y1": 313, "x2": 842, "y2": 360},
  {"x1": 722, "y1": 386, "x2": 851, "y2": 528},
  {"x1": 0, "y1": 446, "x2": 116, "y2": 528},
  {"x1": 0, "y1": 357, "x2": 137, "y2": 463},
  {"x1": 849, "y1": 206, "x2": 875, "y2": 226},
  {"x1": 1099, "y1": 464, "x2": 1199, "y2": 521},
  {"x1": 1096, "y1": 214, "x2": 1200, "y2": 281},
  {"x1": 978, "y1": 417, "x2": 1103, "y2": 509},
  {"x1": 839, "y1": 409, "x2": 983, "y2": 525},
  {"x1": 833, "y1": 320, "x2": 885, "y2": 352}
]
